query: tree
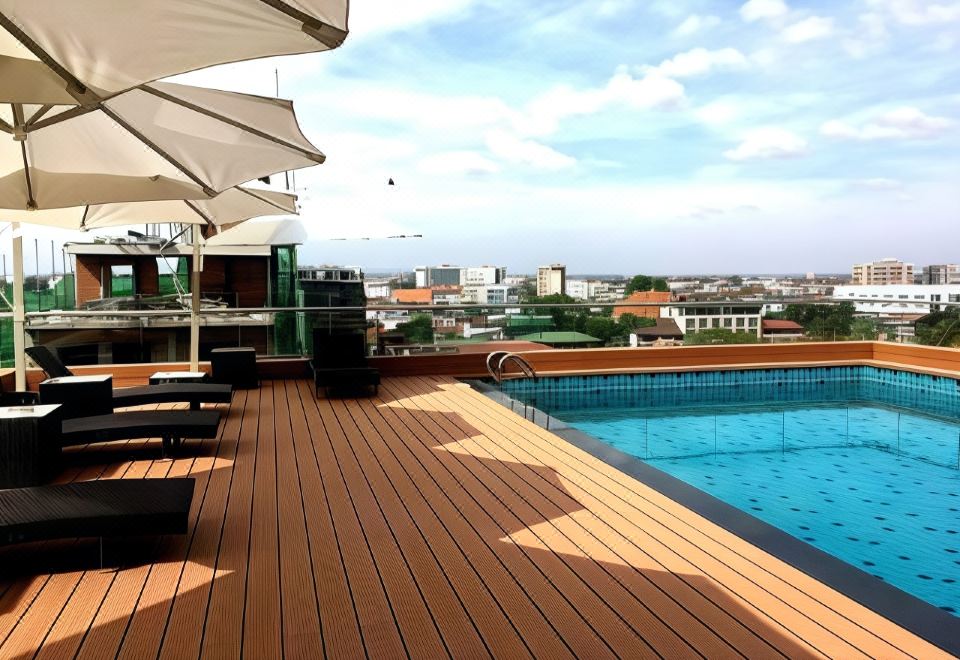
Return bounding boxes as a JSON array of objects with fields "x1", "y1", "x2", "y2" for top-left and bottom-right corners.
[
  {"x1": 625, "y1": 275, "x2": 653, "y2": 295},
  {"x1": 780, "y1": 303, "x2": 855, "y2": 339},
  {"x1": 684, "y1": 328, "x2": 759, "y2": 345},
  {"x1": 849, "y1": 317, "x2": 878, "y2": 340},
  {"x1": 915, "y1": 310, "x2": 960, "y2": 347},
  {"x1": 617, "y1": 313, "x2": 656, "y2": 331},
  {"x1": 728, "y1": 275, "x2": 743, "y2": 286},
  {"x1": 652, "y1": 278, "x2": 669, "y2": 292},
  {"x1": 396, "y1": 314, "x2": 434, "y2": 343}
]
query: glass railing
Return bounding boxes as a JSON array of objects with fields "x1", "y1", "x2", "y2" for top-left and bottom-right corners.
[{"x1": 0, "y1": 299, "x2": 956, "y2": 369}]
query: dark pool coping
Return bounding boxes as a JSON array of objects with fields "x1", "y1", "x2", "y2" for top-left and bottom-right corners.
[{"x1": 467, "y1": 380, "x2": 960, "y2": 656}]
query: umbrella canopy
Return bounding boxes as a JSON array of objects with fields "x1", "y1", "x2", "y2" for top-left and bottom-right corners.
[
  {"x1": 0, "y1": 81, "x2": 322, "y2": 211},
  {"x1": 0, "y1": 0, "x2": 349, "y2": 104}
]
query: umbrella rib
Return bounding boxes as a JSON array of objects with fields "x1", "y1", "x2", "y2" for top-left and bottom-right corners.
[
  {"x1": 236, "y1": 187, "x2": 298, "y2": 214},
  {"x1": 183, "y1": 200, "x2": 216, "y2": 228},
  {"x1": 0, "y1": 12, "x2": 99, "y2": 105},
  {"x1": 99, "y1": 106, "x2": 218, "y2": 197},
  {"x1": 26, "y1": 105, "x2": 55, "y2": 126},
  {"x1": 139, "y1": 85, "x2": 325, "y2": 163},
  {"x1": 256, "y1": 0, "x2": 348, "y2": 49},
  {"x1": 19, "y1": 142, "x2": 37, "y2": 210},
  {"x1": 27, "y1": 105, "x2": 100, "y2": 132}
]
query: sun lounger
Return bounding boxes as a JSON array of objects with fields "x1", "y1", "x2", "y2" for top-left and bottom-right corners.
[
  {"x1": 0, "y1": 478, "x2": 194, "y2": 563},
  {"x1": 311, "y1": 330, "x2": 380, "y2": 398},
  {"x1": 26, "y1": 346, "x2": 232, "y2": 410},
  {"x1": 61, "y1": 410, "x2": 221, "y2": 454}
]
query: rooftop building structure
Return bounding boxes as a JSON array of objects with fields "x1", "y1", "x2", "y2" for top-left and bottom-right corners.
[
  {"x1": 536, "y1": 264, "x2": 566, "y2": 297},
  {"x1": 922, "y1": 264, "x2": 960, "y2": 285},
  {"x1": 852, "y1": 258, "x2": 914, "y2": 285}
]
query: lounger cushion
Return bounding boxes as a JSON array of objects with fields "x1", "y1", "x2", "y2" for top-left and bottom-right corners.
[
  {"x1": 0, "y1": 478, "x2": 195, "y2": 546},
  {"x1": 112, "y1": 383, "x2": 233, "y2": 409},
  {"x1": 61, "y1": 410, "x2": 221, "y2": 446}
]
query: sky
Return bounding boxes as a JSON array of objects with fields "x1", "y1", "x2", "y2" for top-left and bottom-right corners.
[{"x1": 7, "y1": 0, "x2": 960, "y2": 276}]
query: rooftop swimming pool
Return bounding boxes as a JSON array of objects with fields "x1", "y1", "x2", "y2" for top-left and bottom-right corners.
[{"x1": 501, "y1": 366, "x2": 960, "y2": 616}]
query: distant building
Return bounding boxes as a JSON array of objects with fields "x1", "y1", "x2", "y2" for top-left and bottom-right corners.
[
  {"x1": 431, "y1": 285, "x2": 462, "y2": 305},
  {"x1": 462, "y1": 284, "x2": 519, "y2": 305},
  {"x1": 761, "y1": 319, "x2": 805, "y2": 342},
  {"x1": 537, "y1": 264, "x2": 566, "y2": 296},
  {"x1": 662, "y1": 304, "x2": 763, "y2": 337},
  {"x1": 852, "y1": 258, "x2": 913, "y2": 285},
  {"x1": 833, "y1": 284, "x2": 960, "y2": 314},
  {"x1": 806, "y1": 272, "x2": 816, "y2": 280},
  {"x1": 363, "y1": 278, "x2": 392, "y2": 300},
  {"x1": 414, "y1": 264, "x2": 506, "y2": 288},
  {"x1": 414, "y1": 265, "x2": 463, "y2": 288},
  {"x1": 391, "y1": 289, "x2": 433, "y2": 305},
  {"x1": 922, "y1": 264, "x2": 960, "y2": 285},
  {"x1": 613, "y1": 291, "x2": 672, "y2": 320}
]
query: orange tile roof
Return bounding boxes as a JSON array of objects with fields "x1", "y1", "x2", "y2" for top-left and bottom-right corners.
[
  {"x1": 613, "y1": 291, "x2": 672, "y2": 319},
  {"x1": 391, "y1": 288, "x2": 433, "y2": 304}
]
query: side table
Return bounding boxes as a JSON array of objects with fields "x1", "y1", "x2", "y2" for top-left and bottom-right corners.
[
  {"x1": 0, "y1": 404, "x2": 63, "y2": 488},
  {"x1": 149, "y1": 371, "x2": 209, "y2": 385},
  {"x1": 210, "y1": 347, "x2": 259, "y2": 389},
  {"x1": 39, "y1": 375, "x2": 113, "y2": 419}
]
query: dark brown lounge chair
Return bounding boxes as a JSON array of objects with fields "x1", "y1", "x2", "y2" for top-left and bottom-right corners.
[
  {"x1": 311, "y1": 330, "x2": 380, "y2": 398},
  {"x1": 0, "y1": 478, "x2": 194, "y2": 564},
  {"x1": 25, "y1": 346, "x2": 232, "y2": 410},
  {"x1": 61, "y1": 410, "x2": 221, "y2": 454}
]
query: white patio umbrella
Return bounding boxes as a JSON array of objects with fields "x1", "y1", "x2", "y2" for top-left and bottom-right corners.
[
  {"x1": 6, "y1": 186, "x2": 299, "y2": 381},
  {"x1": 1, "y1": 0, "x2": 349, "y2": 104},
  {"x1": 1, "y1": 81, "x2": 323, "y2": 211}
]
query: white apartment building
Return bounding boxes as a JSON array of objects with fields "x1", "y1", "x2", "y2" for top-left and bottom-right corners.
[
  {"x1": 852, "y1": 258, "x2": 914, "y2": 285},
  {"x1": 662, "y1": 304, "x2": 763, "y2": 337},
  {"x1": 833, "y1": 284, "x2": 960, "y2": 314},
  {"x1": 922, "y1": 264, "x2": 960, "y2": 285},
  {"x1": 462, "y1": 284, "x2": 519, "y2": 305},
  {"x1": 537, "y1": 264, "x2": 566, "y2": 296},
  {"x1": 464, "y1": 266, "x2": 506, "y2": 286},
  {"x1": 363, "y1": 279, "x2": 392, "y2": 299},
  {"x1": 566, "y1": 279, "x2": 627, "y2": 302}
]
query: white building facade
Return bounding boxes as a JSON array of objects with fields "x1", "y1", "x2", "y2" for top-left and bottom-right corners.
[
  {"x1": 833, "y1": 284, "x2": 960, "y2": 314},
  {"x1": 537, "y1": 264, "x2": 566, "y2": 296},
  {"x1": 662, "y1": 304, "x2": 763, "y2": 337}
]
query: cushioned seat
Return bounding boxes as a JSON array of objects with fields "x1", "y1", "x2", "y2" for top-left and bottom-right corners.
[
  {"x1": 0, "y1": 478, "x2": 195, "y2": 548},
  {"x1": 61, "y1": 410, "x2": 221, "y2": 454}
]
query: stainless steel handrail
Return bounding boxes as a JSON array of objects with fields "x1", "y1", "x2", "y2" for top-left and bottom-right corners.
[{"x1": 487, "y1": 352, "x2": 537, "y2": 383}]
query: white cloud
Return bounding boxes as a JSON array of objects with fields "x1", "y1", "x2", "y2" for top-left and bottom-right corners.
[
  {"x1": 418, "y1": 151, "x2": 501, "y2": 176},
  {"x1": 782, "y1": 16, "x2": 836, "y2": 43},
  {"x1": 724, "y1": 128, "x2": 809, "y2": 161},
  {"x1": 672, "y1": 14, "x2": 721, "y2": 37},
  {"x1": 696, "y1": 99, "x2": 742, "y2": 125},
  {"x1": 740, "y1": 0, "x2": 789, "y2": 22},
  {"x1": 650, "y1": 48, "x2": 749, "y2": 78},
  {"x1": 867, "y1": 0, "x2": 960, "y2": 25},
  {"x1": 517, "y1": 69, "x2": 685, "y2": 136},
  {"x1": 348, "y1": 0, "x2": 479, "y2": 36},
  {"x1": 485, "y1": 130, "x2": 577, "y2": 170},
  {"x1": 852, "y1": 178, "x2": 903, "y2": 190},
  {"x1": 821, "y1": 107, "x2": 953, "y2": 140}
]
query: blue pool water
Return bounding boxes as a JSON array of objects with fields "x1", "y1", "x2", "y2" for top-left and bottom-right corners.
[{"x1": 501, "y1": 367, "x2": 960, "y2": 615}]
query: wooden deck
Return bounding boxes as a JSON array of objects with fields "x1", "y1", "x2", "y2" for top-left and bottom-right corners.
[{"x1": 0, "y1": 376, "x2": 949, "y2": 659}]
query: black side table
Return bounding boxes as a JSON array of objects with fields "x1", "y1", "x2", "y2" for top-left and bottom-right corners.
[
  {"x1": 210, "y1": 347, "x2": 259, "y2": 389},
  {"x1": 0, "y1": 404, "x2": 63, "y2": 488},
  {"x1": 39, "y1": 375, "x2": 114, "y2": 419}
]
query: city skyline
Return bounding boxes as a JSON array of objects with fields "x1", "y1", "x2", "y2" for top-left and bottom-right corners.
[{"x1": 3, "y1": 0, "x2": 959, "y2": 274}]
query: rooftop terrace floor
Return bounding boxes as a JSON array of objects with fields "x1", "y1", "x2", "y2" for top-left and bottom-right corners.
[{"x1": 0, "y1": 376, "x2": 949, "y2": 659}]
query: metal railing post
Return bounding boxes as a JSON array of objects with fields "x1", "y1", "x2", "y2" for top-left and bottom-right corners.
[{"x1": 782, "y1": 410, "x2": 786, "y2": 455}]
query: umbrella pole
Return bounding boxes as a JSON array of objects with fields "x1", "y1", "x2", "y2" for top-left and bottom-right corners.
[
  {"x1": 190, "y1": 227, "x2": 201, "y2": 372},
  {"x1": 12, "y1": 223, "x2": 26, "y2": 390}
]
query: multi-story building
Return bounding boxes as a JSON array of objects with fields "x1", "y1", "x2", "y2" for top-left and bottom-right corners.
[
  {"x1": 922, "y1": 264, "x2": 960, "y2": 285},
  {"x1": 833, "y1": 284, "x2": 960, "y2": 314},
  {"x1": 662, "y1": 304, "x2": 763, "y2": 337},
  {"x1": 414, "y1": 265, "x2": 464, "y2": 288},
  {"x1": 852, "y1": 258, "x2": 914, "y2": 285},
  {"x1": 537, "y1": 264, "x2": 566, "y2": 296},
  {"x1": 462, "y1": 284, "x2": 520, "y2": 305},
  {"x1": 464, "y1": 266, "x2": 506, "y2": 286},
  {"x1": 414, "y1": 265, "x2": 507, "y2": 288},
  {"x1": 363, "y1": 278, "x2": 392, "y2": 300}
]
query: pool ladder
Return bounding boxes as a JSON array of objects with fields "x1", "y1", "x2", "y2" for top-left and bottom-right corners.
[{"x1": 486, "y1": 351, "x2": 536, "y2": 383}]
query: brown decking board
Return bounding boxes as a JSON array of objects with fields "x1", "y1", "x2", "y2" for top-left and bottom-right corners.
[{"x1": 0, "y1": 378, "x2": 949, "y2": 659}]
